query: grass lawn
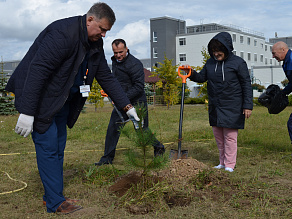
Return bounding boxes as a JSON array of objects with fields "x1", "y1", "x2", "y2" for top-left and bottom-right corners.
[{"x1": 0, "y1": 103, "x2": 291, "y2": 218}]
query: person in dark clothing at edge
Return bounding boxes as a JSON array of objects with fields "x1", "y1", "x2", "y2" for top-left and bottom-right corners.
[
  {"x1": 272, "y1": 41, "x2": 292, "y2": 144},
  {"x1": 95, "y1": 39, "x2": 165, "y2": 166},
  {"x1": 5, "y1": 3, "x2": 139, "y2": 215},
  {"x1": 187, "y1": 32, "x2": 253, "y2": 173}
]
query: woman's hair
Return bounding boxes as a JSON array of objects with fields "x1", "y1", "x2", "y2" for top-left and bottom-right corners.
[{"x1": 208, "y1": 39, "x2": 229, "y2": 57}]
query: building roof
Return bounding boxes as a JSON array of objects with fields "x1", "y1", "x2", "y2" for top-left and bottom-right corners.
[
  {"x1": 182, "y1": 23, "x2": 265, "y2": 39},
  {"x1": 144, "y1": 68, "x2": 160, "y2": 83},
  {"x1": 150, "y1": 16, "x2": 183, "y2": 22}
]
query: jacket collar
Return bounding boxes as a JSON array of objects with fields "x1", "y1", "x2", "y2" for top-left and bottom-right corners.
[{"x1": 283, "y1": 49, "x2": 292, "y2": 67}]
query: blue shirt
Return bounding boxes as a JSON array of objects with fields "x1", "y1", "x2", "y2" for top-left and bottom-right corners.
[{"x1": 282, "y1": 49, "x2": 292, "y2": 95}]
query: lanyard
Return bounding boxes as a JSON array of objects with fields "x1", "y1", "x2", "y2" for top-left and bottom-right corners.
[{"x1": 83, "y1": 69, "x2": 88, "y2": 85}]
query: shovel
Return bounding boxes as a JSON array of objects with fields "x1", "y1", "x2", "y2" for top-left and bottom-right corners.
[
  {"x1": 170, "y1": 65, "x2": 192, "y2": 160},
  {"x1": 100, "y1": 90, "x2": 130, "y2": 124}
]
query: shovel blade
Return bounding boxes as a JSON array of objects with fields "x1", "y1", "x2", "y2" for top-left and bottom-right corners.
[{"x1": 169, "y1": 149, "x2": 188, "y2": 160}]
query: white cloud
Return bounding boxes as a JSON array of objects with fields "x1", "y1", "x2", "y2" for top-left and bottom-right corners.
[
  {"x1": 0, "y1": 0, "x2": 91, "y2": 40},
  {"x1": 104, "y1": 19, "x2": 150, "y2": 60},
  {"x1": 0, "y1": 0, "x2": 93, "y2": 60},
  {"x1": 1, "y1": 0, "x2": 292, "y2": 61}
]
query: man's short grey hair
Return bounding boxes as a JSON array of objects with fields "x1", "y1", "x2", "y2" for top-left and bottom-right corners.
[{"x1": 87, "y1": 2, "x2": 116, "y2": 26}]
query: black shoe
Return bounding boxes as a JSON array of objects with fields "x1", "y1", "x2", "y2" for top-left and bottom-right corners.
[
  {"x1": 94, "y1": 160, "x2": 112, "y2": 166},
  {"x1": 154, "y1": 147, "x2": 165, "y2": 157}
]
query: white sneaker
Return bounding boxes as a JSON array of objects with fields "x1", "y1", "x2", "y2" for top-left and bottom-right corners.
[
  {"x1": 225, "y1": 167, "x2": 234, "y2": 172},
  {"x1": 213, "y1": 164, "x2": 225, "y2": 169}
]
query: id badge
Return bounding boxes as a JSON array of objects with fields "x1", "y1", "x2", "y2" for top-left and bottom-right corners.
[{"x1": 80, "y1": 85, "x2": 90, "y2": 97}]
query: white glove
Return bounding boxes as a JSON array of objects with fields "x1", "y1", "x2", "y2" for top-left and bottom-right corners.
[
  {"x1": 126, "y1": 107, "x2": 140, "y2": 122},
  {"x1": 15, "y1": 114, "x2": 34, "y2": 137}
]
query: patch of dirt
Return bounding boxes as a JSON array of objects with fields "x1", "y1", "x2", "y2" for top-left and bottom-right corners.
[
  {"x1": 164, "y1": 193, "x2": 192, "y2": 208},
  {"x1": 109, "y1": 171, "x2": 163, "y2": 197},
  {"x1": 109, "y1": 171, "x2": 143, "y2": 197},
  {"x1": 109, "y1": 158, "x2": 208, "y2": 196},
  {"x1": 127, "y1": 204, "x2": 151, "y2": 215},
  {"x1": 108, "y1": 157, "x2": 211, "y2": 214},
  {"x1": 153, "y1": 157, "x2": 209, "y2": 189}
]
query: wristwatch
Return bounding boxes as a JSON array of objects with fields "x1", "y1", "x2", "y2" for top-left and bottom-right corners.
[{"x1": 123, "y1": 104, "x2": 133, "y2": 112}]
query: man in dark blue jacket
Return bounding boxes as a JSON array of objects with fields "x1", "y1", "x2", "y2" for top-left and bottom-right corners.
[
  {"x1": 5, "y1": 3, "x2": 139, "y2": 215},
  {"x1": 272, "y1": 41, "x2": 292, "y2": 143},
  {"x1": 95, "y1": 39, "x2": 165, "y2": 166}
]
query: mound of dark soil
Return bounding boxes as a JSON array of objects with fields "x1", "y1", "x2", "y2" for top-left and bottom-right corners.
[
  {"x1": 154, "y1": 157, "x2": 209, "y2": 189},
  {"x1": 109, "y1": 158, "x2": 208, "y2": 195},
  {"x1": 108, "y1": 158, "x2": 213, "y2": 214}
]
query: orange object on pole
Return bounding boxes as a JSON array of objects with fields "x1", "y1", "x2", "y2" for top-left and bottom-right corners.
[
  {"x1": 170, "y1": 65, "x2": 192, "y2": 160},
  {"x1": 100, "y1": 90, "x2": 108, "y2": 97},
  {"x1": 178, "y1": 65, "x2": 192, "y2": 83}
]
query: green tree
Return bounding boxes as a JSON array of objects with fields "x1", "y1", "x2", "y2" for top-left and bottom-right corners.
[
  {"x1": 0, "y1": 58, "x2": 17, "y2": 115},
  {"x1": 151, "y1": 56, "x2": 180, "y2": 108},
  {"x1": 119, "y1": 103, "x2": 168, "y2": 177},
  {"x1": 193, "y1": 47, "x2": 210, "y2": 100},
  {"x1": 88, "y1": 78, "x2": 104, "y2": 111}
]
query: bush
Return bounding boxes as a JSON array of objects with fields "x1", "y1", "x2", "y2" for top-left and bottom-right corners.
[
  {"x1": 253, "y1": 97, "x2": 260, "y2": 106},
  {"x1": 184, "y1": 97, "x2": 205, "y2": 104},
  {"x1": 281, "y1": 79, "x2": 289, "y2": 87},
  {"x1": 251, "y1": 83, "x2": 265, "y2": 92}
]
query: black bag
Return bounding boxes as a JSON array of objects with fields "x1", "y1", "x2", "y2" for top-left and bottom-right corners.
[{"x1": 258, "y1": 84, "x2": 288, "y2": 114}]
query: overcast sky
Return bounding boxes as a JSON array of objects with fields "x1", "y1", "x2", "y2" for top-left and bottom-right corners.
[{"x1": 1, "y1": 0, "x2": 292, "y2": 62}]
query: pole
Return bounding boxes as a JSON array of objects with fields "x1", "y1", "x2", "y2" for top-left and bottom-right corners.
[{"x1": 178, "y1": 83, "x2": 185, "y2": 159}]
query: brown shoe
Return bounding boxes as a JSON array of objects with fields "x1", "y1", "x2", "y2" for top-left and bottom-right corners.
[
  {"x1": 43, "y1": 197, "x2": 80, "y2": 206},
  {"x1": 55, "y1": 201, "x2": 82, "y2": 214}
]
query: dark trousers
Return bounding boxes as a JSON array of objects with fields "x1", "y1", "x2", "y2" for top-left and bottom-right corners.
[
  {"x1": 99, "y1": 104, "x2": 163, "y2": 164},
  {"x1": 31, "y1": 103, "x2": 69, "y2": 213},
  {"x1": 287, "y1": 113, "x2": 292, "y2": 142}
]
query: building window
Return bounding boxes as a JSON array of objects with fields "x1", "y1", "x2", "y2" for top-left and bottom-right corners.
[
  {"x1": 240, "y1": 36, "x2": 244, "y2": 44},
  {"x1": 179, "y1": 54, "x2": 186, "y2": 62},
  {"x1": 254, "y1": 54, "x2": 257, "y2": 62},
  {"x1": 233, "y1": 51, "x2": 236, "y2": 55},
  {"x1": 265, "y1": 45, "x2": 267, "y2": 51},
  {"x1": 265, "y1": 57, "x2": 268, "y2": 65},
  {"x1": 232, "y1": 34, "x2": 236, "y2": 42},
  {"x1": 270, "y1": 58, "x2": 273, "y2": 64},
  {"x1": 247, "y1": 37, "x2": 250, "y2": 45},
  {"x1": 153, "y1": 32, "x2": 157, "y2": 42},
  {"x1": 247, "y1": 53, "x2": 251, "y2": 61},
  {"x1": 153, "y1": 48, "x2": 158, "y2": 58},
  {"x1": 260, "y1": 43, "x2": 263, "y2": 49},
  {"x1": 270, "y1": 46, "x2": 272, "y2": 52},
  {"x1": 179, "y1": 38, "x2": 186, "y2": 46},
  {"x1": 240, "y1": 51, "x2": 244, "y2": 59},
  {"x1": 254, "y1": 40, "x2": 257, "y2": 46},
  {"x1": 12, "y1": 63, "x2": 19, "y2": 68},
  {"x1": 260, "y1": 55, "x2": 264, "y2": 62}
]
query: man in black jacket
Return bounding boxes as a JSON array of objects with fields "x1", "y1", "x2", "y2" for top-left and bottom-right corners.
[
  {"x1": 5, "y1": 3, "x2": 139, "y2": 214},
  {"x1": 95, "y1": 39, "x2": 165, "y2": 166}
]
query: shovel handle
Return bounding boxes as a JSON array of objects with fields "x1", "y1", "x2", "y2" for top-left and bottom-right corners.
[
  {"x1": 178, "y1": 65, "x2": 192, "y2": 84},
  {"x1": 100, "y1": 90, "x2": 108, "y2": 97}
]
